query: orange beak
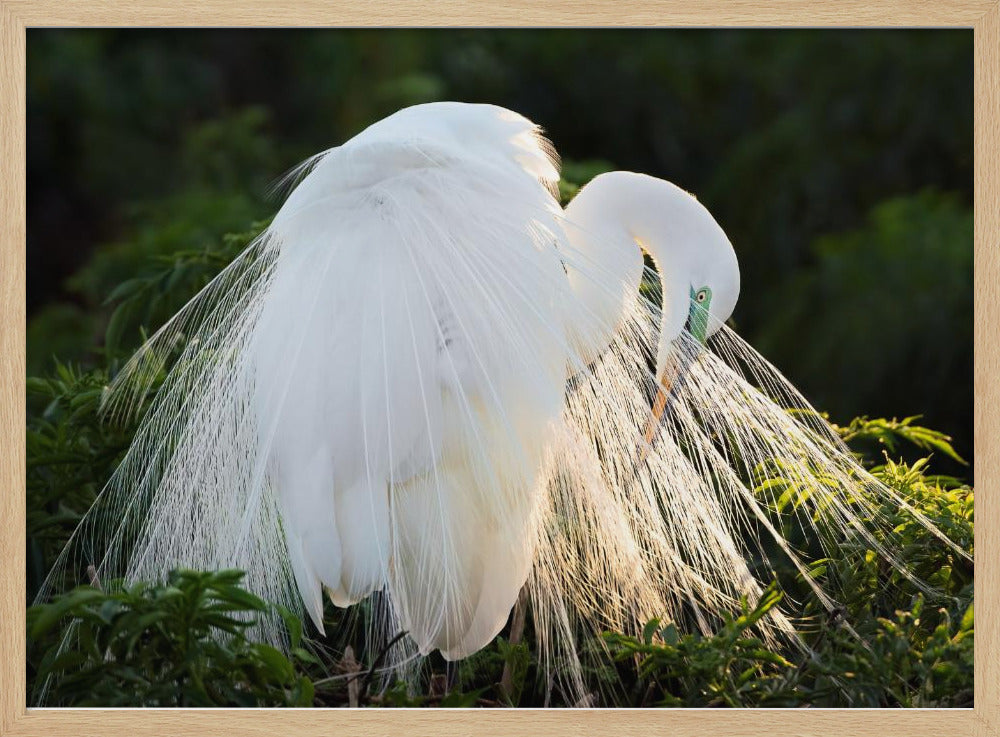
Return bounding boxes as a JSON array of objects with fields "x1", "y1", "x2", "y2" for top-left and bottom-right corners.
[{"x1": 640, "y1": 362, "x2": 678, "y2": 461}]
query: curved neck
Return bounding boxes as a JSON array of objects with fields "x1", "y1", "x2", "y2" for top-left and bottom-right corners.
[
  {"x1": 559, "y1": 190, "x2": 644, "y2": 375},
  {"x1": 562, "y1": 172, "x2": 717, "y2": 378}
]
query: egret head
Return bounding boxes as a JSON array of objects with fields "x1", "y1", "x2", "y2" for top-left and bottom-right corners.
[
  {"x1": 606, "y1": 173, "x2": 739, "y2": 375},
  {"x1": 669, "y1": 198, "x2": 740, "y2": 350},
  {"x1": 563, "y1": 171, "x2": 740, "y2": 379}
]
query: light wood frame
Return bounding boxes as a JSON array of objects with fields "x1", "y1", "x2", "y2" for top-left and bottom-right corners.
[{"x1": 1, "y1": 3, "x2": 996, "y2": 735}]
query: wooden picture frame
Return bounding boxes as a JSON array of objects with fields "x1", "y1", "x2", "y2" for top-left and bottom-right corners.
[{"x1": 1, "y1": 3, "x2": 996, "y2": 735}]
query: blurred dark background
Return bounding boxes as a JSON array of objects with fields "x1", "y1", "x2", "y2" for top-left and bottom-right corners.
[{"x1": 26, "y1": 29, "x2": 974, "y2": 468}]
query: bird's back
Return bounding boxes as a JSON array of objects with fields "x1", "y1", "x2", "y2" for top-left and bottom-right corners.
[{"x1": 252, "y1": 102, "x2": 571, "y2": 656}]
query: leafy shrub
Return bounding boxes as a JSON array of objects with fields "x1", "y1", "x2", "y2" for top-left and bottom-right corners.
[
  {"x1": 28, "y1": 569, "x2": 314, "y2": 707},
  {"x1": 603, "y1": 586, "x2": 795, "y2": 707},
  {"x1": 602, "y1": 587, "x2": 972, "y2": 708},
  {"x1": 27, "y1": 363, "x2": 134, "y2": 598}
]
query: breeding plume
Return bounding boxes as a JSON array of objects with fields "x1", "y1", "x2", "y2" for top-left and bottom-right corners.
[{"x1": 44, "y1": 102, "x2": 962, "y2": 699}]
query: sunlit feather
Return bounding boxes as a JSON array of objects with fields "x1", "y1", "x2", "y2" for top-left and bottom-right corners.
[{"x1": 40, "y1": 101, "x2": 966, "y2": 704}]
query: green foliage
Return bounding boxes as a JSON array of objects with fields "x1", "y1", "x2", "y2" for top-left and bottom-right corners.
[
  {"x1": 100, "y1": 220, "x2": 269, "y2": 357},
  {"x1": 26, "y1": 362, "x2": 135, "y2": 597},
  {"x1": 834, "y1": 415, "x2": 966, "y2": 465},
  {"x1": 872, "y1": 456, "x2": 974, "y2": 568},
  {"x1": 749, "y1": 414, "x2": 973, "y2": 621},
  {"x1": 597, "y1": 414, "x2": 974, "y2": 709},
  {"x1": 603, "y1": 586, "x2": 794, "y2": 707},
  {"x1": 28, "y1": 569, "x2": 314, "y2": 707},
  {"x1": 603, "y1": 588, "x2": 972, "y2": 708}
]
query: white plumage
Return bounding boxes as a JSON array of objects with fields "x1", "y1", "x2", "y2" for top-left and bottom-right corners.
[
  {"x1": 43, "y1": 102, "x2": 965, "y2": 699},
  {"x1": 254, "y1": 103, "x2": 570, "y2": 655}
]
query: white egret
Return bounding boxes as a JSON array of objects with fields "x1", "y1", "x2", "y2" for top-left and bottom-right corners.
[{"x1": 43, "y1": 102, "x2": 965, "y2": 701}]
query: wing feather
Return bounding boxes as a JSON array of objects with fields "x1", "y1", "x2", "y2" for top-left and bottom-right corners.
[
  {"x1": 42, "y1": 102, "x2": 574, "y2": 662},
  {"x1": 253, "y1": 105, "x2": 570, "y2": 651}
]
